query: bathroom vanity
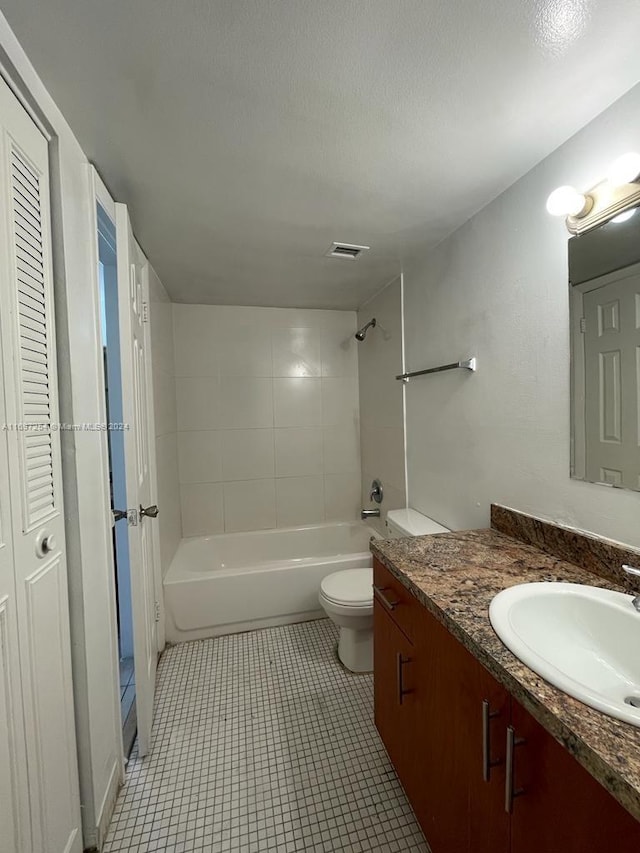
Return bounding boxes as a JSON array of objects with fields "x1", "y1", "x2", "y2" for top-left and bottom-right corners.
[{"x1": 371, "y1": 509, "x2": 640, "y2": 852}]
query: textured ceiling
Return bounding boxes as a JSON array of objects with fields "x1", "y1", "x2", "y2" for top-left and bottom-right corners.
[{"x1": 3, "y1": 0, "x2": 640, "y2": 308}]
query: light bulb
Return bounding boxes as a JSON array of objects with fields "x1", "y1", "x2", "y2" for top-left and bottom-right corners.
[
  {"x1": 606, "y1": 152, "x2": 640, "y2": 186},
  {"x1": 611, "y1": 208, "x2": 636, "y2": 224},
  {"x1": 546, "y1": 185, "x2": 587, "y2": 217}
]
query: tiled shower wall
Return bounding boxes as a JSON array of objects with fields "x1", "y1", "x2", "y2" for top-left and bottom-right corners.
[
  {"x1": 173, "y1": 305, "x2": 361, "y2": 536},
  {"x1": 357, "y1": 278, "x2": 406, "y2": 535},
  {"x1": 149, "y1": 269, "x2": 181, "y2": 576}
]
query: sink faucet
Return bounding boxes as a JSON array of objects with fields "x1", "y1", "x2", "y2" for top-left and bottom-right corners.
[{"x1": 622, "y1": 565, "x2": 640, "y2": 612}]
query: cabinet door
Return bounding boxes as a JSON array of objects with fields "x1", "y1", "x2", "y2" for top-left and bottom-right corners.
[
  {"x1": 510, "y1": 699, "x2": 640, "y2": 853},
  {"x1": 413, "y1": 609, "x2": 510, "y2": 853},
  {"x1": 373, "y1": 600, "x2": 417, "y2": 786}
]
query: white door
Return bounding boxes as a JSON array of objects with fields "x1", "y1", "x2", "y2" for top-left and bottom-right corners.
[
  {"x1": 0, "y1": 344, "x2": 31, "y2": 853},
  {"x1": 583, "y1": 271, "x2": 640, "y2": 489},
  {"x1": 0, "y1": 77, "x2": 81, "y2": 851},
  {"x1": 115, "y1": 203, "x2": 158, "y2": 756}
]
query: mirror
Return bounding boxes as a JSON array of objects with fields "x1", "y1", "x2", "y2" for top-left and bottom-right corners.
[{"x1": 569, "y1": 210, "x2": 640, "y2": 490}]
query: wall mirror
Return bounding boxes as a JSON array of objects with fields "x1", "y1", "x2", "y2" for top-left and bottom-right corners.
[{"x1": 569, "y1": 210, "x2": 640, "y2": 490}]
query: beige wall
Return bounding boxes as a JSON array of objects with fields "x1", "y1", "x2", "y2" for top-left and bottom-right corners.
[
  {"x1": 403, "y1": 82, "x2": 640, "y2": 548},
  {"x1": 148, "y1": 269, "x2": 181, "y2": 575},
  {"x1": 357, "y1": 278, "x2": 406, "y2": 533},
  {"x1": 173, "y1": 305, "x2": 361, "y2": 535}
]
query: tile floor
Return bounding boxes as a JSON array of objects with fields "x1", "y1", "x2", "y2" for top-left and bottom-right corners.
[{"x1": 104, "y1": 619, "x2": 429, "y2": 852}]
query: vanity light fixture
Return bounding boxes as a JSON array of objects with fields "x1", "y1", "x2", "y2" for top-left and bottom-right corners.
[{"x1": 546, "y1": 151, "x2": 640, "y2": 235}]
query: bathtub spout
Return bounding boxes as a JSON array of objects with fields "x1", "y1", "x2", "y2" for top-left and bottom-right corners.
[{"x1": 361, "y1": 508, "x2": 380, "y2": 520}]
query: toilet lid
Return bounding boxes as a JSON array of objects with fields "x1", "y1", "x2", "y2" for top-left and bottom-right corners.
[{"x1": 320, "y1": 568, "x2": 373, "y2": 607}]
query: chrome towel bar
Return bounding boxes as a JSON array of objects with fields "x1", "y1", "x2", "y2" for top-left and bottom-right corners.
[{"x1": 396, "y1": 357, "x2": 477, "y2": 383}]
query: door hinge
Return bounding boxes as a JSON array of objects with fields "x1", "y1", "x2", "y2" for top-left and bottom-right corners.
[
  {"x1": 154, "y1": 600, "x2": 161, "y2": 623},
  {"x1": 142, "y1": 301, "x2": 149, "y2": 323},
  {"x1": 579, "y1": 317, "x2": 586, "y2": 333}
]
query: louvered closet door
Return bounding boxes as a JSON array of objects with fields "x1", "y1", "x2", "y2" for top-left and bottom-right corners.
[
  {"x1": 0, "y1": 77, "x2": 81, "y2": 852},
  {"x1": 0, "y1": 328, "x2": 31, "y2": 850},
  {"x1": 115, "y1": 203, "x2": 158, "y2": 757}
]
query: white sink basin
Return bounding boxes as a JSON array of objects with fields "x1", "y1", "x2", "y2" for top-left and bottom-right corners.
[{"x1": 489, "y1": 582, "x2": 640, "y2": 727}]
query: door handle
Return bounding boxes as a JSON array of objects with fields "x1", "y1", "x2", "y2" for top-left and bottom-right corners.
[
  {"x1": 35, "y1": 530, "x2": 56, "y2": 558},
  {"x1": 504, "y1": 725, "x2": 525, "y2": 813},
  {"x1": 113, "y1": 509, "x2": 128, "y2": 522},
  {"x1": 374, "y1": 586, "x2": 399, "y2": 611},
  {"x1": 396, "y1": 653, "x2": 413, "y2": 705},
  {"x1": 482, "y1": 699, "x2": 502, "y2": 782},
  {"x1": 139, "y1": 504, "x2": 159, "y2": 520}
]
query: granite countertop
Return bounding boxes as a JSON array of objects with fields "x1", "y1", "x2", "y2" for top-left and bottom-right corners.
[{"x1": 371, "y1": 528, "x2": 640, "y2": 821}]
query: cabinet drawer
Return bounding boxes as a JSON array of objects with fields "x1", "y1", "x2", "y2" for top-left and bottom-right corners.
[{"x1": 373, "y1": 558, "x2": 417, "y2": 641}]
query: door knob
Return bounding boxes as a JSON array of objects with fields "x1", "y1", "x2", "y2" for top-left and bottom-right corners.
[
  {"x1": 139, "y1": 504, "x2": 159, "y2": 519},
  {"x1": 35, "y1": 531, "x2": 56, "y2": 558},
  {"x1": 113, "y1": 509, "x2": 128, "y2": 522}
]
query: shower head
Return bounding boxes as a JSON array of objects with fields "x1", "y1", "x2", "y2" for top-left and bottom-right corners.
[{"x1": 355, "y1": 318, "x2": 376, "y2": 341}]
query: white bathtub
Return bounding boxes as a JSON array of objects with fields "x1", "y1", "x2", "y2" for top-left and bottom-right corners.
[{"x1": 164, "y1": 522, "x2": 377, "y2": 643}]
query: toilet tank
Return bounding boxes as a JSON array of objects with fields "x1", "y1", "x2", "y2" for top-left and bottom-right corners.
[{"x1": 385, "y1": 508, "x2": 449, "y2": 538}]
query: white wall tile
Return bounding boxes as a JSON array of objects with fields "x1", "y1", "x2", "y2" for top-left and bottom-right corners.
[
  {"x1": 269, "y1": 308, "x2": 326, "y2": 329},
  {"x1": 218, "y1": 328, "x2": 272, "y2": 377},
  {"x1": 155, "y1": 433, "x2": 182, "y2": 574},
  {"x1": 174, "y1": 306, "x2": 361, "y2": 533},
  {"x1": 223, "y1": 479, "x2": 276, "y2": 532},
  {"x1": 322, "y1": 424, "x2": 360, "y2": 474},
  {"x1": 324, "y1": 474, "x2": 361, "y2": 522},
  {"x1": 321, "y1": 378, "x2": 359, "y2": 426},
  {"x1": 177, "y1": 430, "x2": 222, "y2": 484},
  {"x1": 176, "y1": 377, "x2": 220, "y2": 430},
  {"x1": 276, "y1": 477, "x2": 325, "y2": 527},
  {"x1": 153, "y1": 367, "x2": 177, "y2": 437},
  {"x1": 357, "y1": 279, "x2": 406, "y2": 523},
  {"x1": 173, "y1": 304, "x2": 219, "y2": 377},
  {"x1": 320, "y1": 314, "x2": 358, "y2": 377},
  {"x1": 180, "y1": 483, "x2": 224, "y2": 537},
  {"x1": 149, "y1": 268, "x2": 181, "y2": 574},
  {"x1": 272, "y1": 328, "x2": 321, "y2": 377},
  {"x1": 273, "y1": 378, "x2": 322, "y2": 427},
  {"x1": 274, "y1": 428, "x2": 323, "y2": 477},
  {"x1": 221, "y1": 429, "x2": 274, "y2": 480},
  {"x1": 218, "y1": 377, "x2": 273, "y2": 429}
]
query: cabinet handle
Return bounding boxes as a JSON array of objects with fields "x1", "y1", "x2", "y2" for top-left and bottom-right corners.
[
  {"x1": 396, "y1": 653, "x2": 413, "y2": 705},
  {"x1": 374, "y1": 586, "x2": 399, "y2": 611},
  {"x1": 482, "y1": 699, "x2": 502, "y2": 782},
  {"x1": 504, "y1": 725, "x2": 525, "y2": 813}
]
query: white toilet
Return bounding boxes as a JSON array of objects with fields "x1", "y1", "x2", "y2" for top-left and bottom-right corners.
[{"x1": 319, "y1": 508, "x2": 450, "y2": 673}]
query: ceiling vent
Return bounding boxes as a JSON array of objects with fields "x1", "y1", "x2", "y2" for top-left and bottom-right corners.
[{"x1": 325, "y1": 241, "x2": 370, "y2": 260}]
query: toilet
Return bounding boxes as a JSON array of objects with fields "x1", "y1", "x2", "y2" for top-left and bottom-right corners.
[{"x1": 319, "y1": 508, "x2": 450, "y2": 672}]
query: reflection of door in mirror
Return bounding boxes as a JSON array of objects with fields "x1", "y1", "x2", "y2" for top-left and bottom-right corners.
[
  {"x1": 569, "y1": 209, "x2": 640, "y2": 493},
  {"x1": 582, "y1": 269, "x2": 640, "y2": 489}
]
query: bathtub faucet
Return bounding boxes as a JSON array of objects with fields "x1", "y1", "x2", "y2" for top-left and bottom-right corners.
[{"x1": 361, "y1": 508, "x2": 380, "y2": 519}]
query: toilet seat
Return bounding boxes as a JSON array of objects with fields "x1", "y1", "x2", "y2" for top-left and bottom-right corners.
[{"x1": 320, "y1": 568, "x2": 372, "y2": 608}]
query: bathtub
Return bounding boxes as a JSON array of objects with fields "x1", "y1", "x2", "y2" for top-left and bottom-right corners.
[{"x1": 164, "y1": 521, "x2": 378, "y2": 643}]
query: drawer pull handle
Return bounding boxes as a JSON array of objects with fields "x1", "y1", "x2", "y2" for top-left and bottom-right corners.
[
  {"x1": 505, "y1": 725, "x2": 526, "y2": 813},
  {"x1": 482, "y1": 699, "x2": 502, "y2": 782},
  {"x1": 374, "y1": 586, "x2": 399, "y2": 611},
  {"x1": 396, "y1": 653, "x2": 413, "y2": 705}
]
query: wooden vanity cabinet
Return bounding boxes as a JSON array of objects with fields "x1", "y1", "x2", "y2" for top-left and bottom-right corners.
[
  {"x1": 509, "y1": 698, "x2": 640, "y2": 853},
  {"x1": 372, "y1": 557, "x2": 640, "y2": 853},
  {"x1": 373, "y1": 601, "x2": 418, "y2": 791}
]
